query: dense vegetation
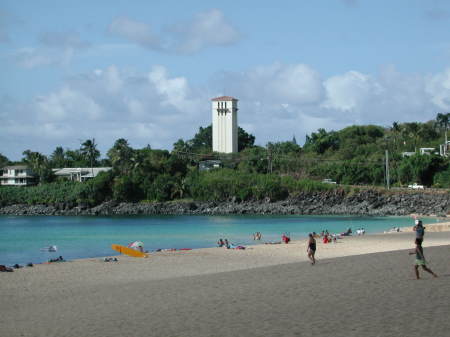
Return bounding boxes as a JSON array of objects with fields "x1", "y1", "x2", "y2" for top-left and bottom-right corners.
[{"x1": 1, "y1": 114, "x2": 450, "y2": 206}]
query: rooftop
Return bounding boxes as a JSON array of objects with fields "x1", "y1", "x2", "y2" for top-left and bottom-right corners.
[
  {"x1": 211, "y1": 96, "x2": 238, "y2": 102},
  {"x1": 2, "y1": 165, "x2": 29, "y2": 170}
]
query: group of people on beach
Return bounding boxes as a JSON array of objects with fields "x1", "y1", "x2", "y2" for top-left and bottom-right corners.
[
  {"x1": 214, "y1": 220, "x2": 440, "y2": 279},
  {"x1": 217, "y1": 238, "x2": 229, "y2": 248},
  {"x1": 409, "y1": 219, "x2": 437, "y2": 280},
  {"x1": 252, "y1": 232, "x2": 262, "y2": 240},
  {"x1": 217, "y1": 238, "x2": 245, "y2": 249}
]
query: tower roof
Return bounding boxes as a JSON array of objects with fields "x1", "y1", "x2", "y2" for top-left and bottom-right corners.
[{"x1": 211, "y1": 96, "x2": 238, "y2": 101}]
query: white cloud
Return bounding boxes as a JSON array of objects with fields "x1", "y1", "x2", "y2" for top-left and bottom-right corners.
[
  {"x1": 219, "y1": 63, "x2": 323, "y2": 108},
  {"x1": 35, "y1": 87, "x2": 103, "y2": 121},
  {"x1": 322, "y1": 71, "x2": 382, "y2": 111},
  {"x1": 0, "y1": 65, "x2": 206, "y2": 159},
  {"x1": 108, "y1": 16, "x2": 161, "y2": 50},
  {"x1": 149, "y1": 65, "x2": 190, "y2": 108},
  {"x1": 104, "y1": 65, "x2": 123, "y2": 93},
  {"x1": 0, "y1": 8, "x2": 21, "y2": 43},
  {"x1": 107, "y1": 9, "x2": 239, "y2": 54},
  {"x1": 170, "y1": 9, "x2": 240, "y2": 53},
  {"x1": 3, "y1": 62, "x2": 450, "y2": 160},
  {"x1": 15, "y1": 32, "x2": 90, "y2": 68},
  {"x1": 425, "y1": 67, "x2": 450, "y2": 110}
]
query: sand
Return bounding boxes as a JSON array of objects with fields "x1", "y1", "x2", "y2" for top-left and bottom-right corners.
[{"x1": 1, "y1": 231, "x2": 450, "y2": 337}]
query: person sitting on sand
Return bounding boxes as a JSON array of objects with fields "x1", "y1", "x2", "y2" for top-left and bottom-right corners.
[
  {"x1": 217, "y1": 238, "x2": 225, "y2": 247},
  {"x1": 49, "y1": 256, "x2": 65, "y2": 263},
  {"x1": 224, "y1": 239, "x2": 230, "y2": 249},
  {"x1": 307, "y1": 233, "x2": 316, "y2": 265},
  {"x1": 282, "y1": 234, "x2": 290, "y2": 244},
  {"x1": 341, "y1": 228, "x2": 352, "y2": 236},
  {"x1": 413, "y1": 220, "x2": 425, "y2": 245},
  {"x1": 409, "y1": 239, "x2": 437, "y2": 280}
]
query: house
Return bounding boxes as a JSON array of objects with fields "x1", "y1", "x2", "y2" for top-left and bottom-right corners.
[
  {"x1": 199, "y1": 160, "x2": 222, "y2": 171},
  {"x1": 401, "y1": 152, "x2": 416, "y2": 158},
  {"x1": 53, "y1": 167, "x2": 112, "y2": 182},
  {"x1": 439, "y1": 141, "x2": 450, "y2": 157},
  {"x1": 419, "y1": 148, "x2": 435, "y2": 155},
  {"x1": 0, "y1": 165, "x2": 37, "y2": 186}
]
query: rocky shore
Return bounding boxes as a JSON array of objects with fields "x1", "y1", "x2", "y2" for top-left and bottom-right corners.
[{"x1": 0, "y1": 189, "x2": 449, "y2": 217}]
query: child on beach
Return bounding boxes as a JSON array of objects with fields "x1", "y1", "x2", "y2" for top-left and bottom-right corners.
[{"x1": 409, "y1": 239, "x2": 437, "y2": 280}]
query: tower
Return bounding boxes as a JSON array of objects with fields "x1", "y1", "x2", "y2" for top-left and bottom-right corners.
[{"x1": 211, "y1": 96, "x2": 238, "y2": 153}]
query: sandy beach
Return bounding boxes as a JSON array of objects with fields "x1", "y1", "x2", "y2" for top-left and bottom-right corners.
[{"x1": 1, "y1": 227, "x2": 450, "y2": 337}]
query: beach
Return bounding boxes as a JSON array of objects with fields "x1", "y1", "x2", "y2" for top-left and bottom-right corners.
[{"x1": 1, "y1": 228, "x2": 450, "y2": 337}]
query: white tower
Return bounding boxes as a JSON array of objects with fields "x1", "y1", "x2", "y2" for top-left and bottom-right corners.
[{"x1": 211, "y1": 96, "x2": 238, "y2": 153}]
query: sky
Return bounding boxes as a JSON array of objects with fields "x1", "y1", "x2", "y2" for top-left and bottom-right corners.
[{"x1": 2, "y1": 0, "x2": 450, "y2": 160}]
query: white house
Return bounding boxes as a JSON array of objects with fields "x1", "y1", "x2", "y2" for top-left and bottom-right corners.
[
  {"x1": 211, "y1": 96, "x2": 238, "y2": 153},
  {"x1": 53, "y1": 167, "x2": 111, "y2": 182},
  {"x1": 419, "y1": 147, "x2": 435, "y2": 155},
  {"x1": 439, "y1": 141, "x2": 450, "y2": 157},
  {"x1": 0, "y1": 165, "x2": 36, "y2": 186}
]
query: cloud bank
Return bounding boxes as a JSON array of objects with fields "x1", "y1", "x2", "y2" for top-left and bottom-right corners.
[
  {"x1": 108, "y1": 9, "x2": 240, "y2": 54},
  {"x1": 15, "y1": 31, "x2": 91, "y2": 68},
  {"x1": 2, "y1": 62, "x2": 450, "y2": 159}
]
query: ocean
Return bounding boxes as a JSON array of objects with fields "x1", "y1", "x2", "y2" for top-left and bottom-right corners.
[{"x1": 0, "y1": 214, "x2": 420, "y2": 266}]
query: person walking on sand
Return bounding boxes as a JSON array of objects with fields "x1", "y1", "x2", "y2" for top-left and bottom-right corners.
[
  {"x1": 307, "y1": 233, "x2": 316, "y2": 265},
  {"x1": 409, "y1": 239, "x2": 437, "y2": 280}
]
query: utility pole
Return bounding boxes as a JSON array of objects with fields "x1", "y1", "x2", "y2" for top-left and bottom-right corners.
[{"x1": 385, "y1": 150, "x2": 390, "y2": 189}]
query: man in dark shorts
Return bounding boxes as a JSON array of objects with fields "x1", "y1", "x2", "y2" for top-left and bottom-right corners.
[
  {"x1": 307, "y1": 233, "x2": 316, "y2": 265},
  {"x1": 409, "y1": 239, "x2": 437, "y2": 280}
]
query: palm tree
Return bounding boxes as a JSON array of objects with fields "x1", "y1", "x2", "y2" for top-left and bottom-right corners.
[
  {"x1": 107, "y1": 138, "x2": 134, "y2": 174},
  {"x1": 403, "y1": 122, "x2": 420, "y2": 152},
  {"x1": 80, "y1": 138, "x2": 100, "y2": 177},
  {"x1": 391, "y1": 122, "x2": 401, "y2": 151},
  {"x1": 436, "y1": 113, "x2": 450, "y2": 155},
  {"x1": 22, "y1": 150, "x2": 51, "y2": 184},
  {"x1": 50, "y1": 146, "x2": 66, "y2": 168}
]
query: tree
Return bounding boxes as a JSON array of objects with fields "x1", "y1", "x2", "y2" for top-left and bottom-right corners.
[
  {"x1": 80, "y1": 138, "x2": 100, "y2": 172},
  {"x1": 107, "y1": 138, "x2": 134, "y2": 175},
  {"x1": 0, "y1": 153, "x2": 9, "y2": 168},
  {"x1": 390, "y1": 122, "x2": 401, "y2": 151},
  {"x1": 403, "y1": 122, "x2": 421, "y2": 152},
  {"x1": 396, "y1": 154, "x2": 445, "y2": 186},
  {"x1": 172, "y1": 139, "x2": 191, "y2": 154},
  {"x1": 436, "y1": 113, "x2": 450, "y2": 154},
  {"x1": 64, "y1": 149, "x2": 87, "y2": 167},
  {"x1": 22, "y1": 150, "x2": 53, "y2": 184},
  {"x1": 238, "y1": 146, "x2": 268, "y2": 174},
  {"x1": 304, "y1": 128, "x2": 339, "y2": 154},
  {"x1": 238, "y1": 127, "x2": 255, "y2": 151},
  {"x1": 188, "y1": 126, "x2": 212, "y2": 153},
  {"x1": 187, "y1": 125, "x2": 256, "y2": 153},
  {"x1": 50, "y1": 147, "x2": 66, "y2": 168}
]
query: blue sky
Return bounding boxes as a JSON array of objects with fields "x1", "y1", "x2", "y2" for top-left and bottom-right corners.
[{"x1": 2, "y1": 0, "x2": 450, "y2": 160}]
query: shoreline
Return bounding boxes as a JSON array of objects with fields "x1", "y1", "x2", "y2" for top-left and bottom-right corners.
[
  {"x1": 1, "y1": 189, "x2": 449, "y2": 216},
  {"x1": 3, "y1": 227, "x2": 450, "y2": 278},
  {"x1": 2, "y1": 219, "x2": 450, "y2": 268}
]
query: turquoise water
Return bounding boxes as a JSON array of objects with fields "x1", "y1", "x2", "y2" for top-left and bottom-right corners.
[{"x1": 0, "y1": 215, "x2": 420, "y2": 266}]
